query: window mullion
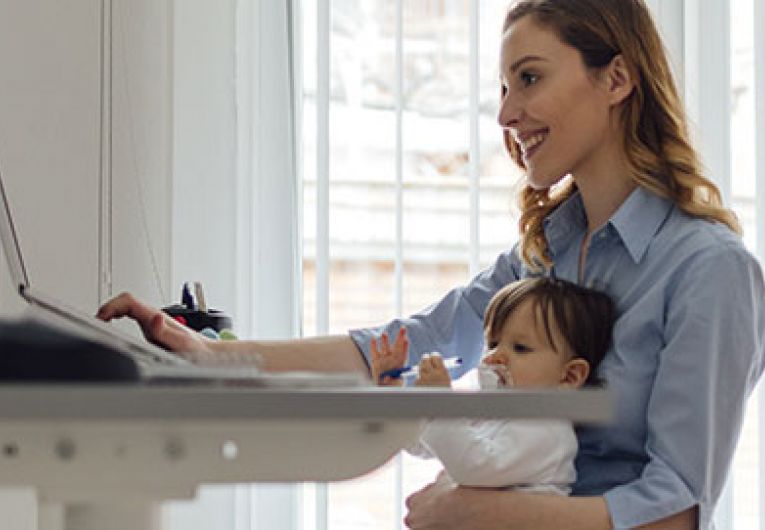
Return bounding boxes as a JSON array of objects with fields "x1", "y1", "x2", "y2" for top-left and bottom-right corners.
[
  {"x1": 394, "y1": 1, "x2": 404, "y2": 527},
  {"x1": 754, "y1": 0, "x2": 765, "y2": 526},
  {"x1": 314, "y1": 1, "x2": 330, "y2": 528},
  {"x1": 394, "y1": 0, "x2": 404, "y2": 317},
  {"x1": 468, "y1": 0, "x2": 480, "y2": 277},
  {"x1": 316, "y1": 0, "x2": 330, "y2": 336},
  {"x1": 755, "y1": 0, "x2": 765, "y2": 264},
  {"x1": 683, "y1": 0, "x2": 732, "y2": 204}
]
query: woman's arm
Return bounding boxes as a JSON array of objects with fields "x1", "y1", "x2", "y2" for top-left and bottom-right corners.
[
  {"x1": 403, "y1": 476, "x2": 610, "y2": 530},
  {"x1": 403, "y1": 474, "x2": 697, "y2": 530},
  {"x1": 209, "y1": 334, "x2": 369, "y2": 373},
  {"x1": 97, "y1": 292, "x2": 369, "y2": 374}
]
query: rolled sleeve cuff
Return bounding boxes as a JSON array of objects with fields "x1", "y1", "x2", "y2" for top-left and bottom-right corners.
[
  {"x1": 604, "y1": 467, "x2": 706, "y2": 529},
  {"x1": 348, "y1": 326, "x2": 377, "y2": 369}
]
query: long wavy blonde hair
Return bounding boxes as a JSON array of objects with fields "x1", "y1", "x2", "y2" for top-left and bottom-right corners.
[{"x1": 503, "y1": 0, "x2": 740, "y2": 270}]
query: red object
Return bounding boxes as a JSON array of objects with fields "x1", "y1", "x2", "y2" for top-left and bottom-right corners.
[{"x1": 173, "y1": 315, "x2": 188, "y2": 326}]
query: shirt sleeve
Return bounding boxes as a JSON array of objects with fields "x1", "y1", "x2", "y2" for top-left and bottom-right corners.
[
  {"x1": 604, "y1": 242, "x2": 765, "y2": 529},
  {"x1": 418, "y1": 419, "x2": 578, "y2": 489},
  {"x1": 349, "y1": 244, "x2": 523, "y2": 376}
]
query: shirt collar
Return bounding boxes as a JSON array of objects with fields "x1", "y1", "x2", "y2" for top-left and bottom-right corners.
[
  {"x1": 543, "y1": 191, "x2": 587, "y2": 259},
  {"x1": 543, "y1": 186, "x2": 673, "y2": 264},
  {"x1": 609, "y1": 186, "x2": 673, "y2": 263}
]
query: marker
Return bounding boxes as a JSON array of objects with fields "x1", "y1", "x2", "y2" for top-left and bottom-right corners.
[
  {"x1": 194, "y1": 281, "x2": 207, "y2": 312},
  {"x1": 181, "y1": 282, "x2": 195, "y2": 310},
  {"x1": 379, "y1": 357, "x2": 463, "y2": 380}
]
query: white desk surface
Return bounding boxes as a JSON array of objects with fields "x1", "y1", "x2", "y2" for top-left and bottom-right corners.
[
  {"x1": 0, "y1": 384, "x2": 612, "y2": 530},
  {"x1": 0, "y1": 384, "x2": 612, "y2": 422},
  {"x1": 0, "y1": 384, "x2": 612, "y2": 503}
]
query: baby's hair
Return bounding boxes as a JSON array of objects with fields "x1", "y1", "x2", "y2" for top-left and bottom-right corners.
[{"x1": 483, "y1": 277, "x2": 616, "y2": 386}]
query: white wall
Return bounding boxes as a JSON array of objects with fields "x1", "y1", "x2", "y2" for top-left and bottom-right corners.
[
  {"x1": 171, "y1": 0, "x2": 239, "y2": 324},
  {"x1": 0, "y1": 0, "x2": 174, "y2": 320},
  {"x1": 0, "y1": 0, "x2": 300, "y2": 527},
  {"x1": 109, "y1": 0, "x2": 174, "y2": 310},
  {"x1": 0, "y1": 0, "x2": 102, "y2": 318},
  {"x1": 0, "y1": 0, "x2": 174, "y2": 525}
]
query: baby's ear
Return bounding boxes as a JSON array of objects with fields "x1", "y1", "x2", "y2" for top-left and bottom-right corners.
[{"x1": 560, "y1": 359, "x2": 590, "y2": 389}]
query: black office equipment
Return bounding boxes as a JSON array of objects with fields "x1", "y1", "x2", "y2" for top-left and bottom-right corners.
[{"x1": 0, "y1": 319, "x2": 140, "y2": 381}]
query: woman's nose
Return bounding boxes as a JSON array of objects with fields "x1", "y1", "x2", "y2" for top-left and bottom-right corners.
[{"x1": 497, "y1": 92, "x2": 522, "y2": 129}]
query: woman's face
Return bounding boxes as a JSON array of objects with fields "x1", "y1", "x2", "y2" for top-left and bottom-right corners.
[{"x1": 497, "y1": 16, "x2": 613, "y2": 189}]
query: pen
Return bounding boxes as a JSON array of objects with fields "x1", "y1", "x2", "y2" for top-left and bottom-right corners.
[{"x1": 379, "y1": 357, "x2": 463, "y2": 380}]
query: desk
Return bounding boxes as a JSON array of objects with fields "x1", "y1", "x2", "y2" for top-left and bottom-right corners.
[{"x1": 0, "y1": 385, "x2": 611, "y2": 530}]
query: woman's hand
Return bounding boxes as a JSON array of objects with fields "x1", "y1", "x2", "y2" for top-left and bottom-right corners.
[
  {"x1": 96, "y1": 292, "x2": 215, "y2": 359},
  {"x1": 404, "y1": 472, "x2": 614, "y2": 530},
  {"x1": 370, "y1": 328, "x2": 408, "y2": 386},
  {"x1": 404, "y1": 472, "x2": 481, "y2": 529},
  {"x1": 415, "y1": 353, "x2": 452, "y2": 387}
]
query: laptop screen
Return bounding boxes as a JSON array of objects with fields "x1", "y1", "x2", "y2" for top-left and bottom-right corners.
[{"x1": 0, "y1": 165, "x2": 30, "y2": 291}]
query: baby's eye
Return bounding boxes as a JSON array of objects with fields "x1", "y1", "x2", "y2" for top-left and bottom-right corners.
[
  {"x1": 520, "y1": 71, "x2": 539, "y2": 86},
  {"x1": 500, "y1": 84, "x2": 508, "y2": 97},
  {"x1": 513, "y1": 343, "x2": 532, "y2": 354}
]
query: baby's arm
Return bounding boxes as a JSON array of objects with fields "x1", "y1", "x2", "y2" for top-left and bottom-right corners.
[
  {"x1": 415, "y1": 353, "x2": 453, "y2": 388},
  {"x1": 370, "y1": 328, "x2": 408, "y2": 386}
]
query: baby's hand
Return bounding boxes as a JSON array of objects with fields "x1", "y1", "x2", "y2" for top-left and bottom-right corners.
[
  {"x1": 370, "y1": 328, "x2": 408, "y2": 386},
  {"x1": 415, "y1": 353, "x2": 452, "y2": 388}
]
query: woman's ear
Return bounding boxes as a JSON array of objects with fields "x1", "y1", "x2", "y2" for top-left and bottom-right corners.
[
  {"x1": 560, "y1": 358, "x2": 590, "y2": 389},
  {"x1": 604, "y1": 54, "x2": 634, "y2": 106}
]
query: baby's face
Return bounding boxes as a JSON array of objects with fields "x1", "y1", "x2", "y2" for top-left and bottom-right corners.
[{"x1": 482, "y1": 298, "x2": 571, "y2": 388}]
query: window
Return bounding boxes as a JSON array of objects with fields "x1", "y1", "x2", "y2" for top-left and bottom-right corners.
[
  {"x1": 300, "y1": 0, "x2": 517, "y2": 527},
  {"x1": 728, "y1": 0, "x2": 760, "y2": 527},
  {"x1": 296, "y1": 0, "x2": 765, "y2": 528}
]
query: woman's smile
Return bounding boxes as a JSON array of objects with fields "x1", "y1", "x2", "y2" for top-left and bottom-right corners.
[{"x1": 518, "y1": 129, "x2": 549, "y2": 161}]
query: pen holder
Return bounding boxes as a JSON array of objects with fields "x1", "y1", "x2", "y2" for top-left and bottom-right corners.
[{"x1": 162, "y1": 304, "x2": 233, "y2": 333}]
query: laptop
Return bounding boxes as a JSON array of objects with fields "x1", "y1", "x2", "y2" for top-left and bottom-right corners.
[{"x1": 0, "y1": 164, "x2": 365, "y2": 387}]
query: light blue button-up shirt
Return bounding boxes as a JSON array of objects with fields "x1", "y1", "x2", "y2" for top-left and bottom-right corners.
[{"x1": 350, "y1": 186, "x2": 765, "y2": 529}]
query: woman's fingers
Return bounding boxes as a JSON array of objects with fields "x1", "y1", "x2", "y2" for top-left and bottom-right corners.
[
  {"x1": 97, "y1": 292, "x2": 155, "y2": 326},
  {"x1": 97, "y1": 292, "x2": 213, "y2": 356},
  {"x1": 403, "y1": 474, "x2": 458, "y2": 529},
  {"x1": 148, "y1": 312, "x2": 212, "y2": 355}
]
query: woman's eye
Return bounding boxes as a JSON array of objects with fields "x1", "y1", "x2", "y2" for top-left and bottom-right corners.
[
  {"x1": 513, "y1": 343, "x2": 532, "y2": 354},
  {"x1": 487, "y1": 340, "x2": 498, "y2": 349},
  {"x1": 520, "y1": 72, "x2": 539, "y2": 86},
  {"x1": 500, "y1": 84, "x2": 508, "y2": 98}
]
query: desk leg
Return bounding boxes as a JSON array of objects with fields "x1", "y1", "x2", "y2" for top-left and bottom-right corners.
[{"x1": 40, "y1": 501, "x2": 162, "y2": 530}]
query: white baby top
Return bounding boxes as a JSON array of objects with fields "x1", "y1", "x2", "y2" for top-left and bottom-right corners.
[{"x1": 408, "y1": 368, "x2": 578, "y2": 494}]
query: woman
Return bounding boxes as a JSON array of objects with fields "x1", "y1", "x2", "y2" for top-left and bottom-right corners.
[{"x1": 99, "y1": 0, "x2": 764, "y2": 527}]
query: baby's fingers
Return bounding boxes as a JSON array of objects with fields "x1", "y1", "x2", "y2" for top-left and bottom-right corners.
[{"x1": 393, "y1": 327, "x2": 408, "y2": 351}]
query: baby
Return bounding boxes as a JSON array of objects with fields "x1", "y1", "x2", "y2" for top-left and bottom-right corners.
[{"x1": 371, "y1": 276, "x2": 615, "y2": 493}]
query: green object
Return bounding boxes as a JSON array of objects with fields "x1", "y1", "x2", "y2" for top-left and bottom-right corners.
[{"x1": 219, "y1": 328, "x2": 238, "y2": 341}]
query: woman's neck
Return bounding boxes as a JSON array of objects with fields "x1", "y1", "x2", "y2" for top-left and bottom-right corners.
[
  {"x1": 577, "y1": 177, "x2": 636, "y2": 235},
  {"x1": 571, "y1": 141, "x2": 636, "y2": 235}
]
